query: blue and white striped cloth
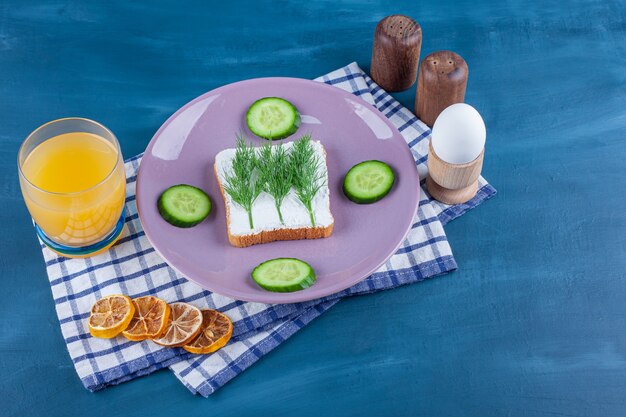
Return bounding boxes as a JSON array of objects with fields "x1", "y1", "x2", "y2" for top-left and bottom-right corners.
[{"x1": 41, "y1": 62, "x2": 495, "y2": 396}]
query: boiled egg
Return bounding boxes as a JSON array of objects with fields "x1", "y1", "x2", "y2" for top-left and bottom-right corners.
[{"x1": 431, "y1": 103, "x2": 486, "y2": 164}]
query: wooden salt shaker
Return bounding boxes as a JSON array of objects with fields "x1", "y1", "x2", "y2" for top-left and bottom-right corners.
[
  {"x1": 370, "y1": 15, "x2": 422, "y2": 92},
  {"x1": 415, "y1": 51, "x2": 468, "y2": 127}
]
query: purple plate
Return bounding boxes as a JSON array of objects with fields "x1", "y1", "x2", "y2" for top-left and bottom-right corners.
[{"x1": 137, "y1": 78, "x2": 419, "y2": 303}]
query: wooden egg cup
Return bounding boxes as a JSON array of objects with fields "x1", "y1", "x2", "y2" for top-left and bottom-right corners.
[{"x1": 426, "y1": 141, "x2": 484, "y2": 204}]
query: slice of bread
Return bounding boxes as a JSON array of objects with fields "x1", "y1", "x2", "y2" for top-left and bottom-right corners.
[{"x1": 214, "y1": 140, "x2": 334, "y2": 248}]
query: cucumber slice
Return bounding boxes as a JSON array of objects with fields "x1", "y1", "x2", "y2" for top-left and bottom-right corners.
[
  {"x1": 246, "y1": 97, "x2": 300, "y2": 140},
  {"x1": 252, "y1": 258, "x2": 316, "y2": 292},
  {"x1": 157, "y1": 184, "x2": 211, "y2": 228},
  {"x1": 343, "y1": 160, "x2": 395, "y2": 204}
]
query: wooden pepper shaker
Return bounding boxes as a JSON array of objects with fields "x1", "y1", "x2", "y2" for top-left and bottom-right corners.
[
  {"x1": 415, "y1": 51, "x2": 468, "y2": 127},
  {"x1": 370, "y1": 15, "x2": 422, "y2": 92}
]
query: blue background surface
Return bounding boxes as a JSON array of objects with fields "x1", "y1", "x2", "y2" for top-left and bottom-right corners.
[{"x1": 1, "y1": 1, "x2": 625, "y2": 416}]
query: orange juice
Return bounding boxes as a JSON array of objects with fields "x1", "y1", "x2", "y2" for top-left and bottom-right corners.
[{"x1": 20, "y1": 132, "x2": 126, "y2": 246}]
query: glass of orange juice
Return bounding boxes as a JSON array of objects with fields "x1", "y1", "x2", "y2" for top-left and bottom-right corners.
[{"x1": 18, "y1": 118, "x2": 127, "y2": 258}]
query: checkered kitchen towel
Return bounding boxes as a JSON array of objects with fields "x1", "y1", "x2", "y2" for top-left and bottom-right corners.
[{"x1": 41, "y1": 62, "x2": 495, "y2": 396}]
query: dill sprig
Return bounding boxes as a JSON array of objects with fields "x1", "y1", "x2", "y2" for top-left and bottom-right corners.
[
  {"x1": 257, "y1": 142, "x2": 292, "y2": 224},
  {"x1": 289, "y1": 134, "x2": 325, "y2": 226},
  {"x1": 221, "y1": 134, "x2": 263, "y2": 229}
]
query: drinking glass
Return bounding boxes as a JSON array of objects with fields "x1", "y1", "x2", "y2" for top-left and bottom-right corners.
[{"x1": 18, "y1": 118, "x2": 127, "y2": 258}]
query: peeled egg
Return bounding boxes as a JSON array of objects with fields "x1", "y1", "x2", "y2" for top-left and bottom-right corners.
[{"x1": 431, "y1": 103, "x2": 486, "y2": 164}]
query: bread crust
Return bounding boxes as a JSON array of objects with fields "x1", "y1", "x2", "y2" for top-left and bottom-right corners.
[{"x1": 214, "y1": 164, "x2": 334, "y2": 248}]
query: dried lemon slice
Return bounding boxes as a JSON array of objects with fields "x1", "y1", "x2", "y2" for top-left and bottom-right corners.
[
  {"x1": 153, "y1": 302, "x2": 203, "y2": 347},
  {"x1": 122, "y1": 296, "x2": 171, "y2": 341},
  {"x1": 183, "y1": 310, "x2": 233, "y2": 354},
  {"x1": 88, "y1": 294, "x2": 135, "y2": 339}
]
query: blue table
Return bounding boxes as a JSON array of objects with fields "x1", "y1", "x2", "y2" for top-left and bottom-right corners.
[{"x1": 2, "y1": 1, "x2": 625, "y2": 416}]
